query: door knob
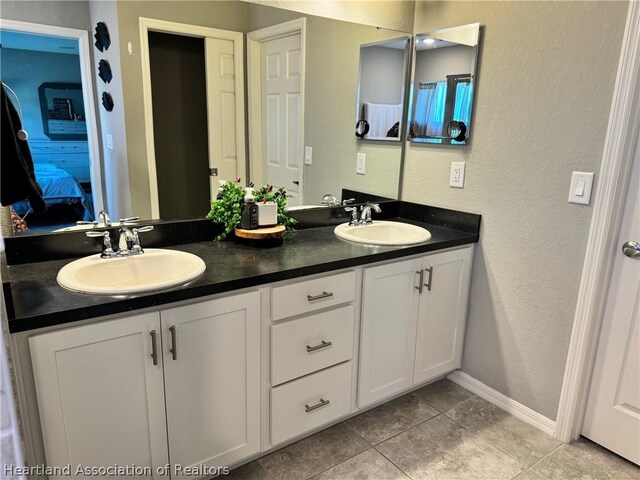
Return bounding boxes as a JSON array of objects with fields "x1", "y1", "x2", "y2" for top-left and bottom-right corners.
[{"x1": 622, "y1": 241, "x2": 640, "y2": 258}]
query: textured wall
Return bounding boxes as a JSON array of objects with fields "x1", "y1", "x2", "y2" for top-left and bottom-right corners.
[
  {"x1": 0, "y1": 1, "x2": 90, "y2": 30},
  {"x1": 246, "y1": 0, "x2": 415, "y2": 32},
  {"x1": 406, "y1": 1, "x2": 628, "y2": 419},
  {"x1": 89, "y1": 0, "x2": 132, "y2": 219}
]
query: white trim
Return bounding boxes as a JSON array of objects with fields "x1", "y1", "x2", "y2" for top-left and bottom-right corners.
[
  {"x1": 555, "y1": 1, "x2": 640, "y2": 443},
  {"x1": 247, "y1": 18, "x2": 306, "y2": 197},
  {"x1": 138, "y1": 18, "x2": 245, "y2": 219},
  {"x1": 448, "y1": 371, "x2": 556, "y2": 437},
  {"x1": 0, "y1": 19, "x2": 105, "y2": 217}
]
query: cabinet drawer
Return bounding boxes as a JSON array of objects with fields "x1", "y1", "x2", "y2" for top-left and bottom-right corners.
[
  {"x1": 271, "y1": 362, "x2": 352, "y2": 445},
  {"x1": 271, "y1": 305, "x2": 355, "y2": 385},
  {"x1": 271, "y1": 271, "x2": 357, "y2": 320}
]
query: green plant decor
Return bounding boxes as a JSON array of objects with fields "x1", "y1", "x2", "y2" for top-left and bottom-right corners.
[
  {"x1": 206, "y1": 181, "x2": 244, "y2": 240},
  {"x1": 207, "y1": 183, "x2": 297, "y2": 241}
]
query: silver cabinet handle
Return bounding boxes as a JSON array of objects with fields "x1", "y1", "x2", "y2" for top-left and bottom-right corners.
[
  {"x1": 149, "y1": 330, "x2": 158, "y2": 366},
  {"x1": 307, "y1": 291, "x2": 334, "y2": 302},
  {"x1": 424, "y1": 266, "x2": 434, "y2": 291},
  {"x1": 306, "y1": 340, "x2": 333, "y2": 353},
  {"x1": 622, "y1": 241, "x2": 640, "y2": 258},
  {"x1": 415, "y1": 270, "x2": 424, "y2": 293},
  {"x1": 305, "y1": 398, "x2": 330, "y2": 413},
  {"x1": 169, "y1": 325, "x2": 177, "y2": 360}
]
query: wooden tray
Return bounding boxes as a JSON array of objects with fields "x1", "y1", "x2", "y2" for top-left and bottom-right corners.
[{"x1": 234, "y1": 225, "x2": 286, "y2": 240}]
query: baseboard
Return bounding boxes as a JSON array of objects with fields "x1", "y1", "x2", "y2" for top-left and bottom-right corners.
[{"x1": 447, "y1": 370, "x2": 556, "y2": 437}]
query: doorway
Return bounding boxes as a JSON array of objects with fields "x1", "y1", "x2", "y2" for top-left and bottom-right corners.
[
  {"x1": 248, "y1": 19, "x2": 306, "y2": 207},
  {"x1": 139, "y1": 18, "x2": 246, "y2": 220},
  {"x1": 0, "y1": 21, "x2": 104, "y2": 232}
]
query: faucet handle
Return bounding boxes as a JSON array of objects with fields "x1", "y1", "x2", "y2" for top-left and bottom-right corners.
[
  {"x1": 342, "y1": 198, "x2": 355, "y2": 205},
  {"x1": 344, "y1": 206, "x2": 359, "y2": 226},
  {"x1": 131, "y1": 225, "x2": 154, "y2": 254},
  {"x1": 119, "y1": 216, "x2": 140, "y2": 224},
  {"x1": 86, "y1": 231, "x2": 115, "y2": 258},
  {"x1": 76, "y1": 220, "x2": 99, "y2": 227}
]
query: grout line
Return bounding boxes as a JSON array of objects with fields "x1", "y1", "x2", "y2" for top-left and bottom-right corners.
[
  {"x1": 373, "y1": 444, "x2": 415, "y2": 480},
  {"x1": 303, "y1": 446, "x2": 373, "y2": 480},
  {"x1": 524, "y1": 442, "x2": 565, "y2": 475},
  {"x1": 341, "y1": 419, "x2": 374, "y2": 446}
]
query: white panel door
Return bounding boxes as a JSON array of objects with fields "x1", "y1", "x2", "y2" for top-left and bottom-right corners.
[
  {"x1": 358, "y1": 257, "x2": 422, "y2": 407},
  {"x1": 29, "y1": 313, "x2": 169, "y2": 480},
  {"x1": 206, "y1": 37, "x2": 242, "y2": 185},
  {"x1": 583, "y1": 149, "x2": 640, "y2": 464},
  {"x1": 414, "y1": 247, "x2": 473, "y2": 384},
  {"x1": 262, "y1": 33, "x2": 302, "y2": 206},
  {"x1": 162, "y1": 292, "x2": 261, "y2": 474}
]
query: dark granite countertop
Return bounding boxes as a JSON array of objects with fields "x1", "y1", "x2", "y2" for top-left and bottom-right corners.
[{"x1": 7, "y1": 219, "x2": 478, "y2": 333}]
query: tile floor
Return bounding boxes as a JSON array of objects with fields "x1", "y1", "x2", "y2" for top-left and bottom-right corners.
[{"x1": 228, "y1": 379, "x2": 640, "y2": 480}]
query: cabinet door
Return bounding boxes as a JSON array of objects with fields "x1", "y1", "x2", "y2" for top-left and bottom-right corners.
[
  {"x1": 29, "y1": 312, "x2": 169, "y2": 480},
  {"x1": 162, "y1": 291, "x2": 261, "y2": 473},
  {"x1": 414, "y1": 247, "x2": 473, "y2": 384},
  {"x1": 358, "y1": 257, "x2": 422, "y2": 408}
]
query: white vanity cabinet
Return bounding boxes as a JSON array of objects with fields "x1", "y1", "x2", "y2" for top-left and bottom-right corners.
[
  {"x1": 358, "y1": 246, "x2": 473, "y2": 408},
  {"x1": 29, "y1": 291, "x2": 261, "y2": 478},
  {"x1": 29, "y1": 312, "x2": 170, "y2": 479}
]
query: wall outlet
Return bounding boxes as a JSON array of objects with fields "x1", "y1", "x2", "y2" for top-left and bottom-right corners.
[
  {"x1": 106, "y1": 134, "x2": 113, "y2": 150},
  {"x1": 304, "y1": 146, "x2": 312, "y2": 165},
  {"x1": 568, "y1": 171, "x2": 594, "y2": 205},
  {"x1": 450, "y1": 161, "x2": 465, "y2": 188},
  {"x1": 357, "y1": 153, "x2": 366, "y2": 175}
]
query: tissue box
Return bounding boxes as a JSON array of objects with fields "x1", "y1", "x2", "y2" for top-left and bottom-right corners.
[{"x1": 257, "y1": 202, "x2": 278, "y2": 227}]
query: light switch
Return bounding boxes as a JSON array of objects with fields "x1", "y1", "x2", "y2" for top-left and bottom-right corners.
[
  {"x1": 568, "y1": 171, "x2": 594, "y2": 205},
  {"x1": 304, "y1": 146, "x2": 312, "y2": 165},
  {"x1": 356, "y1": 153, "x2": 366, "y2": 175}
]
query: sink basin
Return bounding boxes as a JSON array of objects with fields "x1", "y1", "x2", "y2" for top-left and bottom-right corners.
[
  {"x1": 57, "y1": 249, "x2": 206, "y2": 295},
  {"x1": 334, "y1": 220, "x2": 431, "y2": 246}
]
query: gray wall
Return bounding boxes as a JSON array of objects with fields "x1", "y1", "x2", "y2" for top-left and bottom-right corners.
[
  {"x1": 360, "y1": 45, "x2": 406, "y2": 105},
  {"x1": 415, "y1": 44, "x2": 473, "y2": 83},
  {"x1": 1, "y1": 48, "x2": 82, "y2": 141},
  {"x1": 0, "y1": 1, "x2": 90, "y2": 30},
  {"x1": 405, "y1": 0, "x2": 628, "y2": 419}
]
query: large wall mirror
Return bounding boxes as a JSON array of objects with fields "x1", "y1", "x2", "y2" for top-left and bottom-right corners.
[
  {"x1": 355, "y1": 37, "x2": 410, "y2": 142},
  {"x1": 409, "y1": 23, "x2": 480, "y2": 145},
  {"x1": 2, "y1": 0, "x2": 412, "y2": 236}
]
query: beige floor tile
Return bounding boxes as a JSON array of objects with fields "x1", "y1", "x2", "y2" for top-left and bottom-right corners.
[
  {"x1": 414, "y1": 378, "x2": 475, "y2": 412},
  {"x1": 311, "y1": 448, "x2": 410, "y2": 480},
  {"x1": 530, "y1": 438, "x2": 640, "y2": 480},
  {"x1": 512, "y1": 469, "x2": 546, "y2": 480},
  {"x1": 257, "y1": 423, "x2": 369, "y2": 480},
  {"x1": 445, "y1": 396, "x2": 562, "y2": 466},
  {"x1": 346, "y1": 389, "x2": 439, "y2": 444},
  {"x1": 377, "y1": 414, "x2": 524, "y2": 480}
]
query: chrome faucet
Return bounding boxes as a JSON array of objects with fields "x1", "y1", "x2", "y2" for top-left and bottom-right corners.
[
  {"x1": 321, "y1": 194, "x2": 340, "y2": 206},
  {"x1": 76, "y1": 209, "x2": 112, "y2": 229},
  {"x1": 344, "y1": 206, "x2": 359, "y2": 226},
  {"x1": 359, "y1": 202, "x2": 381, "y2": 225},
  {"x1": 85, "y1": 217, "x2": 153, "y2": 258}
]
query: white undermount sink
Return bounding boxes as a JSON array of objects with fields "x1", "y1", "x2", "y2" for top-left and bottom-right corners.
[
  {"x1": 57, "y1": 249, "x2": 206, "y2": 295},
  {"x1": 334, "y1": 220, "x2": 431, "y2": 246}
]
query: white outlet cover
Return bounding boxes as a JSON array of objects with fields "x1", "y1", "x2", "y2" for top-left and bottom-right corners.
[
  {"x1": 450, "y1": 161, "x2": 465, "y2": 188},
  {"x1": 304, "y1": 146, "x2": 312, "y2": 165},
  {"x1": 357, "y1": 153, "x2": 366, "y2": 175},
  {"x1": 568, "y1": 171, "x2": 594, "y2": 205}
]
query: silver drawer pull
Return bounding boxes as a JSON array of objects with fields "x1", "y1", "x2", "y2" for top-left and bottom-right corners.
[
  {"x1": 306, "y1": 340, "x2": 333, "y2": 353},
  {"x1": 305, "y1": 398, "x2": 330, "y2": 413},
  {"x1": 307, "y1": 291, "x2": 334, "y2": 302}
]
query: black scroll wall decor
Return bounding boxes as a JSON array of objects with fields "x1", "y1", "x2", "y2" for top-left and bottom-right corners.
[
  {"x1": 94, "y1": 22, "x2": 111, "y2": 52},
  {"x1": 98, "y1": 60, "x2": 113, "y2": 84},
  {"x1": 101, "y1": 92, "x2": 114, "y2": 112}
]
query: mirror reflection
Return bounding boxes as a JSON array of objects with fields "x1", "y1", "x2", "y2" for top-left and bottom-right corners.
[
  {"x1": 1, "y1": 1, "x2": 410, "y2": 235},
  {"x1": 355, "y1": 37, "x2": 410, "y2": 142},
  {"x1": 409, "y1": 23, "x2": 479, "y2": 145}
]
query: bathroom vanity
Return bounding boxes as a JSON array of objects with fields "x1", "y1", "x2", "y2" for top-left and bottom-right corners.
[{"x1": 5, "y1": 203, "x2": 480, "y2": 478}]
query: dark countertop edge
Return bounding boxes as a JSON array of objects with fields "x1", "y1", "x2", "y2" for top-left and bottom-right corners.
[{"x1": 8, "y1": 233, "x2": 477, "y2": 333}]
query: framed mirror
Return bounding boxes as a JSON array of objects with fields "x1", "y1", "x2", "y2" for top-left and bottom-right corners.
[
  {"x1": 355, "y1": 36, "x2": 410, "y2": 142},
  {"x1": 409, "y1": 23, "x2": 480, "y2": 145},
  {"x1": 38, "y1": 82, "x2": 88, "y2": 140}
]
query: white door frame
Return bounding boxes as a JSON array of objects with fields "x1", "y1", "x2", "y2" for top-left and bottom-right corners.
[
  {"x1": 0, "y1": 18, "x2": 105, "y2": 217},
  {"x1": 555, "y1": 0, "x2": 640, "y2": 443},
  {"x1": 247, "y1": 18, "x2": 306, "y2": 196},
  {"x1": 139, "y1": 17, "x2": 245, "y2": 219}
]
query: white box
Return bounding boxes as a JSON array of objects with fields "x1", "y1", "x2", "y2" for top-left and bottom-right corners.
[{"x1": 258, "y1": 202, "x2": 278, "y2": 226}]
